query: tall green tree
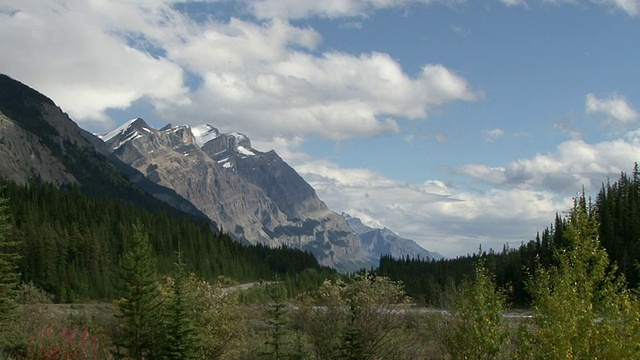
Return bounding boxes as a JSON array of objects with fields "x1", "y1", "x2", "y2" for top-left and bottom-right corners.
[
  {"x1": 114, "y1": 221, "x2": 163, "y2": 360},
  {"x1": 445, "y1": 260, "x2": 508, "y2": 360},
  {"x1": 0, "y1": 190, "x2": 18, "y2": 306},
  {"x1": 0, "y1": 187, "x2": 20, "y2": 346},
  {"x1": 517, "y1": 195, "x2": 640, "y2": 359},
  {"x1": 162, "y1": 252, "x2": 199, "y2": 360}
]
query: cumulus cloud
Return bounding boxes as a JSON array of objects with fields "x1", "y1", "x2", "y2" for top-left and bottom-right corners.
[
  {"x1": 586, "y1": 93, "x2": 639, "y2": 124},
  {"x1": 0, "y1": 0, "x2": 478, "y2": 138},
  {"x1": 0, "y1": 0, "x2": 189, "y2": 129},
  {"x1": 162, "y1": 30, "x2": 477, "y2": 140},
  {"x1": 290, "y1": 156, "x2": 571, "y2": 256},
  {"x1": 457, "y1": 134, "x2": 640, "y2": 193}
]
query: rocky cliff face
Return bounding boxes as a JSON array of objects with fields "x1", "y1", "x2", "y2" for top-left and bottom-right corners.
[
  {"x1": 102, "y1": 120, "x2": 369, "y2": 271},
  {"x1": 0, "y1": 74, "x2": 211, "y2": 219}
]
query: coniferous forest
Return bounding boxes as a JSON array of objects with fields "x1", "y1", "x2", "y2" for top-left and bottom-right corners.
[
  {"x1": 2, "y1": 166, "x2": 640, "y2": 358},
  {"x1": 0, "y1": 179, "x2": 333, "y2": 303},
  {"x1": 378, "y1": 164, "x2": 640, "y2": 307}
]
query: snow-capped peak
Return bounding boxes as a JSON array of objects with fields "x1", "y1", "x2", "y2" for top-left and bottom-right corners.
[
  {"x1": 192, "y1": 124, "x2": 221, "y2": 147},
  {"x1": 100, "y1": 118, "x2": 145, "y2": 142}
]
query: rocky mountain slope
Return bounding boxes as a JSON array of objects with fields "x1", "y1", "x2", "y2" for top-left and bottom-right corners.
[
  {"x1": 101, "y1": 119, "x2": 369, "y2": 271},
  {"x1": 343, "y1": 213, "x2": 443, "y2": 265},
  {"x1": 0, "y1": 74, "x2": 206, "y2": 219}
]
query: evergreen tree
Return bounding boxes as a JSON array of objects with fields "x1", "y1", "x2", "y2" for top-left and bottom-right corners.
[
  {"x1": 0, "y1": 187, "x2": 20, "y2": 345},
  {"x1": 162, "y1": 252, "x2": 199, "y2": 360},
  {"x1": 114, "y1": 221, "x2": 163, "y2": 360},
  {"x1": 0, "y1": 188, "x2": 20, "y2": 355},
  {"x1": 260, "y1": 302, "x2": 289, "y2": 359}
]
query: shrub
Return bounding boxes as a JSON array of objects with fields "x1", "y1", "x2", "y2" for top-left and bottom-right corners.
[{"x1": 23, "y1": 326, "x2": 101, "y2": 360}]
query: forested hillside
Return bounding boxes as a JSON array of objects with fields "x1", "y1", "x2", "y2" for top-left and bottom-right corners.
[
  {"x1": 1, "y1": 179, "x2": 333, "y2": 302},
  {"x1": 379, "y1": 164, "x2": 640, "y2": 306}
]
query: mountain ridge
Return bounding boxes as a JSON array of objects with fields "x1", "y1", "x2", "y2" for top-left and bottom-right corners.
[
  {"x1": 100, "y1": 119, "x2": 371, "y2": 271},
  {"x1": 343, "y1": 213, "x2": 443, "y2": 264}
]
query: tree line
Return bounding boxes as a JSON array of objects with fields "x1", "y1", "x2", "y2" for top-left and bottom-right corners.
[
  {"x1": 379, "y1": 163, "x2": 640, "y2": 307},
  {"x1": 0, "y1": 179, "x2": 335, "y2": 303}
]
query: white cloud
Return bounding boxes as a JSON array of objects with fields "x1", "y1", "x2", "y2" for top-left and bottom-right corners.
[
  {"x1": 500, "y1": 0, "x2": 528, "y2": 7},
  {"x1": 482, "y1": 128, "x2": 505, "y2": 141},
  {"x1": 163, "y1": 37, "x2": 477, "y2": 140},
  {"x1": 0, "y1": 0, "x2": 188, "y2": 129},
  {"x1": 594, "y1": 0, "x2": 639, "y2": 16},
  {"x1": 544, "y1": 0, "x2": 639, "y2": 16},
  {"x1": 0, "y1": 1, "x2": 478, "y2": 139},
  {"x1": 290, "y1": 156, "x2": 571, "y2": 257},
  {"x1": 457, "y1": 134, "x2": 640, "y2": 193},
  {"x1": 247, "y1": 0, "x2": 444, "y2": 20},
  {"x1": 586, "y1": 93, "x2": 639, "y2": 124}
]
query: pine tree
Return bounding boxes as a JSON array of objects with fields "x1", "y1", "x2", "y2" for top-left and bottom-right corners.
[
  {"x1": 260, "y1": 302, "x2": 288, "y2": 359},
  {"x1": 0, "y1": 188, "x2": 20, "y2": 336},
  {"x1": 163, "y1": 252, "x2": 199, "y2": 360},
  {"x1": 0, "y1": 187, "x2": 20, "y2": 355},
  {"x1": 114, "y1": 221, "x2": 163, "y2": 360}
]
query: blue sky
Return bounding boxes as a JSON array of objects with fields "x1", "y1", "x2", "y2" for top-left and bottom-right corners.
[{"x1": 1, "y1": 0, "x2": 639, "y2": 257}]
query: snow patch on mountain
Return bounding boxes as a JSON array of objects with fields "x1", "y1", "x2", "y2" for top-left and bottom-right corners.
[
  {"x1": 192, "y1": 124, "x2": 221, "y2": 146},
  {"x1": 100, "y1": 118, "x2": 141, "y2": 142}
]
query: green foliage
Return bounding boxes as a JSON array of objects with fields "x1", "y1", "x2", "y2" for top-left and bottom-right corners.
[
  {"x1": 113, "y1": 221, "x2": 163, "y2": 360},
  {"x1": 0, "y1": 179, "x2": 334, "y2": 302},
  {"x1": 180, "y1": 274, "x2": 248, "y2": 359},
  {"x1": 445, "y1": 260, "x2": 508, "y2": 360},
  {"x1": 295, "y1": 272, "x2": 413, "y2": 359},
  {"x1": 161, "y1": 252, "x2": 198, "y2": 360},
  {"x1": 0, "y1": 187, "x2": 20, "y2": 351},
  {"x1": 24, "y1": 326, "x2": 102, "y2": 360},
  {"x1": 516, "y1": 195, "x2": 640, "y2": 359},
  {"x1": 260, "y1": 303, "x2": 290, "y2": 359}
]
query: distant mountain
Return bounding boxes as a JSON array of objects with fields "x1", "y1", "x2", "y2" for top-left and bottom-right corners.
[
  {"x1": 101, "y1": 119, "x2": 370, "y2": 271},
  {"x1": 343, "y1": 213, "x2": 442, "y2": 265}
]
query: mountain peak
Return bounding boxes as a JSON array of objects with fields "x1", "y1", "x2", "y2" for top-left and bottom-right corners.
[
  {"x1": 342, "y1": 213, "x2": 442, "y2": 264},
  {"x1": 100, "y1": 118, "x2": 153, "y2": 144},
  {"x1": 200, "y1": 127, "x2": 259, "y2": 160},
  {"x1": 191, "y1": 124, "x2": 221, "y2": 147}
]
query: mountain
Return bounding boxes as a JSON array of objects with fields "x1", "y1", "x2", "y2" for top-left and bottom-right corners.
[
  {"x1": 101, "y1": 120, "x2": 370, "y2": 271},
  {"x1": 0, "y1": 73, "x2": 439, "y2": 272},
  {"x1": 343, "y1": 213, "x2": 442, "y2": 265},
  {"x1": 0, "y1": 74, "x2": 210, "y2": 219}
]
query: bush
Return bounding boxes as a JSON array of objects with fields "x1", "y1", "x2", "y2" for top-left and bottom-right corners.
[{"x1": 24, "y1": 326, "x2": 101, "y2": 360}]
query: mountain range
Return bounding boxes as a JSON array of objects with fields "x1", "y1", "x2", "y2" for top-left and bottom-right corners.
[{"x1": 0, "y1": 73, "x2": 439, "y2": 271}]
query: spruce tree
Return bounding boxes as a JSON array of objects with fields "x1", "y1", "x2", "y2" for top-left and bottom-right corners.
[
  {"x1": 114, "y1": 221, "x2": 163, "y2": 360},
  {"x1": 0, "y1": 188, "x2": 20, "y2": 343},
  {"x1": 163, "y1": 252, "x2": 199, "y2": 360},
  {"x1": 261, "y1": 302, "x2": 288, "y2": 359},
  {"x1": 0, "y1": 190, "x2": 20, "y2": 357}
]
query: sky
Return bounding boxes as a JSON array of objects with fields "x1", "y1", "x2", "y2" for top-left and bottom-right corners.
[{"x1": 1, "y1": 0, "x2": 639, "y2": 257}]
